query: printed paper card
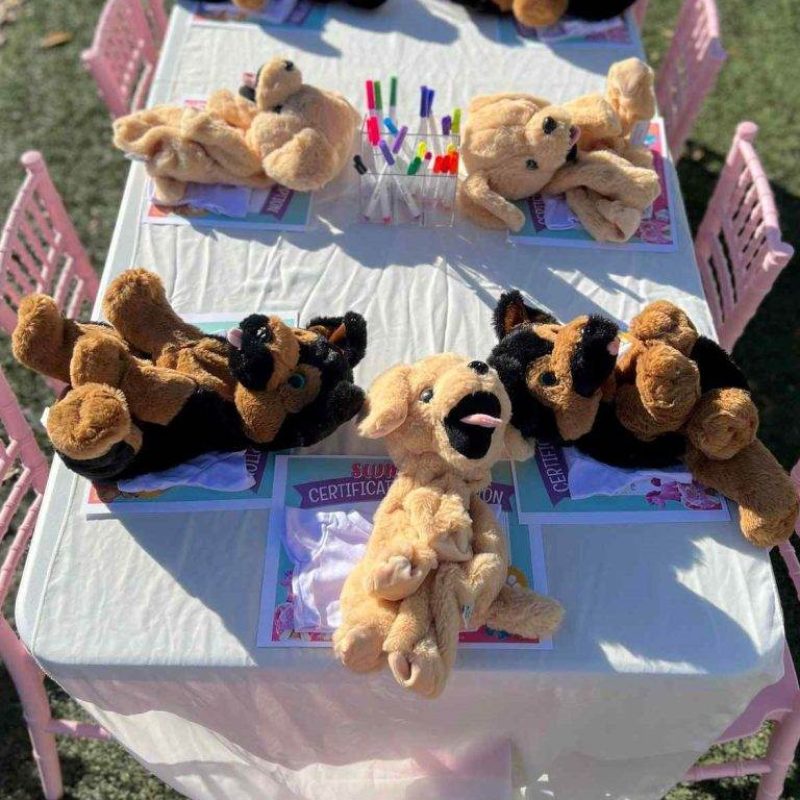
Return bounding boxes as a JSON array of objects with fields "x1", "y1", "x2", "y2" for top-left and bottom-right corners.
[
  {"x1": 509, "y1": 119, "x2": 678, "y2": 252},
  {"x1": 141, "y1": 98, "x2": 312, "y2": 232},
  {"x1": 257, "y1": 455, "x2": 553, "y2": 649},
  {"x1": 497, "y1": 11, "x2": 634, "y2": 47},
  {"x1": 189, "y1": 0, "x2": 327, "y2": 30},
  {"x1": 512, "y1": 442, "x2": 730, "y2": 525},
  {"x1": 82, "y1": 312, "x2": 297, "y2": 519}
]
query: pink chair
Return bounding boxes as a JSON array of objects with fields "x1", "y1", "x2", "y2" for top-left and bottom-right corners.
[
  {"x1": 81, "y1": 0, "x2": 166, "y2": 119},
  {"x1": 0, "y1": 365, "x2": 111, "y2": 800},
  {"x1": 0, "y1": 152, "x2": 99, "y2": 392},
  {"x1": 694, "y1": 123, "x2": 794, "y2": 352},
  {"x1": 682, "y1": 462, "x2": 800, "y2": 799},
  {"x1": 655, "y1": 0, "x2": 727, "y2": 161},
  {"x1": 632, "y1": 0, "x2": 649, "y2": 28}
]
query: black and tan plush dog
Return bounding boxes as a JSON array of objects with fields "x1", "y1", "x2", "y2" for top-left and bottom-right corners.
[
  {"x1": 12, "y1": 269, "x2": 366, "y2": 481},
  {"x1": 489, "y1": 290, "x2": 799, "y2": 548}
]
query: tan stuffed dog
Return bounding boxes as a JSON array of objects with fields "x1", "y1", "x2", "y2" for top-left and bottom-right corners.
[
  {"x1": 333, "y1": 354, "x2": 563, "y2": 698},
  {"x1": 459, "y1": 58, "x2": 661, "y2": 240},
  {"x1": 458, "y1": 96, "x2": 581, "y2": 232},
  {"x1": 113, "y1": 57, "x2": 360, "y2": 204}
]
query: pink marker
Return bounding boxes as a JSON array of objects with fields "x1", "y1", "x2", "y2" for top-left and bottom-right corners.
[{"x1": 365, "y1": 80, "x2": 376, "y2": 116}]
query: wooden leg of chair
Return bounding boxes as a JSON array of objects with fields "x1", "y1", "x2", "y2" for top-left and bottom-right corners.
[
  {"x1": 756, "y1": 707, "x2": 800, "y2": 800},
  {"x1": 28, "y1": 723, "x2": 64, "y2": 800},
  {"x1": 0, "y1": 619, "x2": 63, "y2": 799}
]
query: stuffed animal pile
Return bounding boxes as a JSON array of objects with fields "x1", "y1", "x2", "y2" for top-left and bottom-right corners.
[
  {"x1": 489, "y1": 291, "x2": 799, "y2": 548},
  {"x1": 451, "y1": 0, "x2": 637, "y2": 29},
  {"x1": 12, "y1": 269, "x2": 367, "y2": 481},
  {"x1": 459, "y1": 58, "x2": 662, "y2": 242},
  {"x1": 333, "y1": 354, "x2": 563, "y2": 698},
  {"x1": 113, "y1": 57, "x2": 361, "y2": 204}
]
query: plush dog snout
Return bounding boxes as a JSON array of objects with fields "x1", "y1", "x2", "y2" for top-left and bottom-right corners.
[
  {"x1": 468, "y1": 360, "x2": 489, "y2": 375},
  {"x1": 284, "y1": 60, "x2": 294, "y2": 72}
]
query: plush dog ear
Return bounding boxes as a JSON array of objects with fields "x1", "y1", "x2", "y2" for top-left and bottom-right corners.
[
  {"x1": 307, "y1": 312, "x2": 367, "y2": 368},
  {"x1": 358, "y1": 364, "x2": 411, "y2": 440},
  {"x1": 493, "y1": 290, "x2": 558, "y2": 340}
]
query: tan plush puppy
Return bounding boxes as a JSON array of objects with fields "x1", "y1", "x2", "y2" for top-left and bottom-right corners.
[
  {"x1": 113, "y1": 57, "x2": 360, "y2": 203},
  {"x1": 333, "y1": 354, "x2": 563, "y2": 698},
  {"x1": 458, "y1": 96, "x2": 581, "y2": 231},
  {"x1": 459, "y1": 58, "x2": 660, "y2": 241}
]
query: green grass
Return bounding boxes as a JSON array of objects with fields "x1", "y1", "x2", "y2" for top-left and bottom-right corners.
[{"x1": 0, "y1": 0, "x2": 798, "y2": 797}]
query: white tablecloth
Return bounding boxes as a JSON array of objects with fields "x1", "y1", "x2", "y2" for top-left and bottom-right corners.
[{"x1": 17, "y1": 2, "x2": 785, "y2": 799}]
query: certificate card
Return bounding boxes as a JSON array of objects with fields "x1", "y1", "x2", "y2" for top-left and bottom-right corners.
[
  {"x1": 189, "y1": 1, "x2": 328, "y2": 30},
  {"x1": 82, "y1": 312, "x2": 297, "y2": 519},
  {"x1": 140, "y1": 98, "x2": 313, "y2": 232},
  {"x1": 512, "y1": 442, "x2": 730, "y2": 525},
  {"x1": 497, "y1": 11, "x2": 634, "y2": 47},
  {"x1": 257, "y1": 455, "x2": 553, "y2": 649},
  {"x1": 509, "y1": 119, "x2": 678, "y2": 252}
]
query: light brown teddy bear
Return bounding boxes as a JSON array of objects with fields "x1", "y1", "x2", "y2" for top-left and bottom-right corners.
[
  {"x1": 333, "y1": 354, "x2": 564, "y2": 698},
  {"x1": 113, "y1": 57, "x2": 360, "y2": 204},
  {"x1": 459, "y1": 58, "x2": 661, "y2": 241}
]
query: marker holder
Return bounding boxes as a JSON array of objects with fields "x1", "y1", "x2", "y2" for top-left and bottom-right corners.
[{"x1": 358, "y1": 129, "x2": 460, "y2": 227}]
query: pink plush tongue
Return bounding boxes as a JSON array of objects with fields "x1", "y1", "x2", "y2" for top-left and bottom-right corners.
[
  {"x1": 227, "y1": 327, "x2": 243, "y2": 349},
  {"x1": 607, "y1": 337, "x2": 620, "y2": 356},
  {"x1": 461, "y1": 413, "x2": 503, "y2": 429}
]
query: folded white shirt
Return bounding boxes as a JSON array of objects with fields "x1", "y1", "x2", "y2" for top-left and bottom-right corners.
[
  {"x1": 564, "y1": 447, "x2": 692, "y2": 500},
  {"x1": 118, "y1": 451, "x2": 255, "y2": 494}
]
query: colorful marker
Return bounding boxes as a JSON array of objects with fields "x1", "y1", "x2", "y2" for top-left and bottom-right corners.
[{"x1": 389, "y1": 75, "x2": 398, "y2": 122}]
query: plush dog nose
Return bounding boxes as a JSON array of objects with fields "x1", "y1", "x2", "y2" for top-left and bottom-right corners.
[
  {"x1": 468, "y1": 360, "x2": 489, "y2": 375},
  {"x1": 284, "y1": 60, "x2": 294, "y2": 71}
]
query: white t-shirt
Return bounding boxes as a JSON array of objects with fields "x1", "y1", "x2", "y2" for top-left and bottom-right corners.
[{"x1": 284, "y1": 508, "x2": 374, "y2": 633}]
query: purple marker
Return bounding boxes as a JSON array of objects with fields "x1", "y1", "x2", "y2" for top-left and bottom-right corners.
[
  {"x1": 442, "y1": 115, "x2": 452, "y2": 136},
  {"x1": 379, "y1": 140, "x2": 395, "y2": 166},
  {"x1": 392, "y1": 125, "x2": 408, "y2": 155}
]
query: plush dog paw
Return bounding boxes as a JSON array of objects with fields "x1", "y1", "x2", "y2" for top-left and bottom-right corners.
[
  {"x1": 388, "y1": 646, "x2": 447, "y2": 699},
  {"x1": 47, "y1": 383, "x2": 132, "y2": 461},
  {"x1": 333, "y1": 624, "x2": 385, "y2": 673},
  {"x1": 687, "y1": 388, "x2": 758, "y2": 460},
  {"x1": 367, "y1": 555, "x2": 427, "y2": 601},
  {"x1": 431, "y1": 495, "x2": 473, "y2": 562}
]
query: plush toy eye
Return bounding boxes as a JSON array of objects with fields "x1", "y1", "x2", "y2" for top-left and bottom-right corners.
[
  {"x1": 284, "y1": 60, "x2": 295, "y2": 71},
  {"x1": 420, "y1": 388, "x2": 434, "y2": 403},
  {"x1": 539, "y1": 371, "x2": 558, "y2": 387},
  {"x1": 525, "y1": 158, "x2": 538, "y2": 171},
  {"x1": 542, "y1": 116, "x2": 558, "y2": 135},
  {"x1": 288, "y1": 372, "x2": 306, "y2": 390},
  {"x1": 272, "y1": 104, "x2": 283, "y2": 114}
]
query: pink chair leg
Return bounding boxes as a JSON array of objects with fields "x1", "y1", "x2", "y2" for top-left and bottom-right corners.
[
  {"x1": 756, "y1": 705, "x2": 800, "y2": 800},
  {"x1": 0, "y1": 619, "x2": 63, "y2": 799}
]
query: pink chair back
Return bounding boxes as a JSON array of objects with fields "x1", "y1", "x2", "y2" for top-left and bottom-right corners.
[
  {"x1": 694, "y1": 123, "x2": 794, "y2": 352},
  {"x1": 81, "y1": 0, "x2": 166, "y2": 119},
  {"x1": 0, "y1": 152, "x2": 99, "y2": 393},
  {"x1": 655, "y1": 0, "x2": 727, "y2": 161},
  {"x1": 632, "y1": 0, "x2": 649, "y2": 28}
]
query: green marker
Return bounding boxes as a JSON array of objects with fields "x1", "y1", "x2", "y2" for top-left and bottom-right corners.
[
  {"x1": 389, "y1": 76, "x2": 398, "y2": 120},
  {"x1": 407, "y1": 156, "x2": 422, "y2": 175},
  {"x1": 374, "y1": 80, "x2": 383, "y2": 116},
  {"x1": 452, "y1": 108, "x2": 462, "y2": 136}
]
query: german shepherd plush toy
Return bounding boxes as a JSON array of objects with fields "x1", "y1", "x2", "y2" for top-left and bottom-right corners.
[
  {"x1": 452, "y1": 0, "x2": 637, "y2": 28},
  {"x1": 489, "y1": 291, "x2": 799, "y2": 548},
  {"x1": 12, "y1": 269, "x2": 367, "y2": 481}
]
